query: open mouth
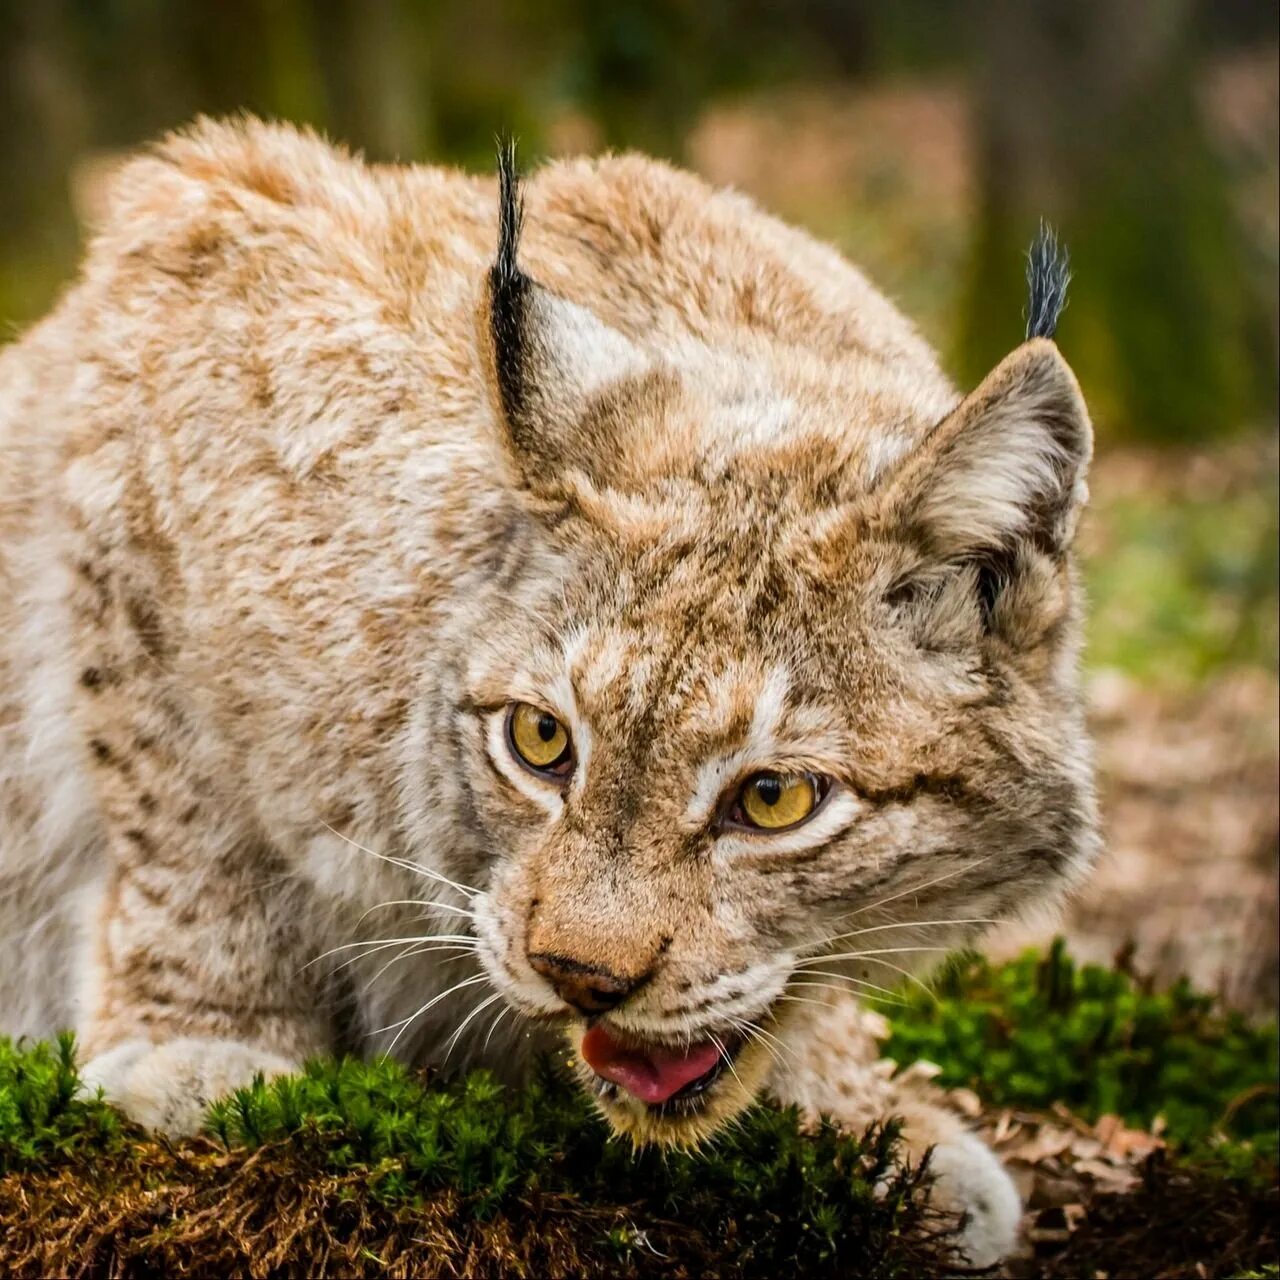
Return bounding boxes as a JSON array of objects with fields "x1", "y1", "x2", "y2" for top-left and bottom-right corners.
[{"x1": 580, "y1": 1022, "x2": 744, "y2": 1115}]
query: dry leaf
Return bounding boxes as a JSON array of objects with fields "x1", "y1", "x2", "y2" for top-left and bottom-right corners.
[
  {"x1": 948, "y1": 1087, "x2": 983, "y2": 1118},
  {"x1": 994, "y1": 1110, "x2": 1016, "y2": 1143},
  {"x1": 897, "y1": 1060, "x2": 942, "y2": 1085},
  {"x1": 1014, "y1": 1126, "x2": 1076, "y2": 1164}
]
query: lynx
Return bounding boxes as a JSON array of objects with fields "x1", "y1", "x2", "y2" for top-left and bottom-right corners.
[{"x1": 0, "y1": 118, "x2": 1097, "y2": 1265}]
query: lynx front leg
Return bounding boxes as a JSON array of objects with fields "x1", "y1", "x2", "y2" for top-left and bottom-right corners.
[
  {"x1": 77, "y1": 768, "x2": 330, "y2": 1133},
  {"x1": 77, "y1": 776, "x2": 331, "y2": 1133},
  {"x1": 767, "y1": 995, "x2": 1020, "y2": 1269},
  {"x1": 72, "y1": 632, "x2": 331, "y2": 1134}
]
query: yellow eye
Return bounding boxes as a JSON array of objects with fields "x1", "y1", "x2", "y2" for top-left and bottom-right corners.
[
  {"x1": 507, "y1": 703, "x2": 572, "y2": 773},
  {"x1": 738, "y1": 772, "x2": 819, "y2": 830}
]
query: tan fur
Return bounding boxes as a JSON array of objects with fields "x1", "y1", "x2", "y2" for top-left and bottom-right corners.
[{"x1": 0, "y1": 118, "x2": 1097, "y2": 1267}]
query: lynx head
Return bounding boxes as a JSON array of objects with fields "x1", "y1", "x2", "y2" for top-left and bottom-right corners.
[{"x1": 460, "y1": 146, "x2": 1096, "y2": 1146}]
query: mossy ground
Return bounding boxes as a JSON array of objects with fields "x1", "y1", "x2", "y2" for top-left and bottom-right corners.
[
  {"x1": 1, "y1": 946, "x2": 1276, "y2": 1278},
  {"x1": 0, "y1": 1036, "x2": 950, "y2": 1278},
  {"x1": 882, "y1": 939, "x2": 1279, "y2": 1156}
]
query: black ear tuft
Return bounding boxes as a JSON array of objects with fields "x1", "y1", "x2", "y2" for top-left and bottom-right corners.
[
  {"x1": 490, "y1": 135, "x2": 531, "y2": 421},
  {"x1": 1024, "y1": 221, "x2": 1071, "y2": 340}
]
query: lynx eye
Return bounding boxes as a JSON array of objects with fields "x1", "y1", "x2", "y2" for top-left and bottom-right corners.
[
  {"x1": 507, "y1": 703, "x2": 573, "y2": 776},
  {"x1": 734, "y1": 771, "x2": 822, "y2": 831}
]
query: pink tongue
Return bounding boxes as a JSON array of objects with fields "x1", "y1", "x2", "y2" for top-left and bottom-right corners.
[{"x1": 581, "y1": 1024, "x2": 723, "y2": 1105}]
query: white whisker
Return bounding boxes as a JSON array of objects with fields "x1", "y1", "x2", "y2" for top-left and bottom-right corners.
[
  {"x1": 834, "y1": 854, "x2": 997, "y2": 924},
  {"x1": 336, "y1": 939, "x2": 474, "y2": 982},
  {"x1": 726, "y1": 1016, "x2": 783, "y2": 1073},
  {"x1": 362, "y1": 942, "x2": 477, "y2": 992},
  {"x1": 356, "y1": 898, "x2": 476, "y2": 925},
  {"x1": 820, "y1": 916, "x2": 997, "y2": 948},
  {"x1": 708, "y1": 1030, "x2": 748, "y2": 1097},
  {"x1": 326, "y1": 939, "x2": 470, "y2": 980},
  {"x1": 793, "y1": 947, "x2": 941, "y2": 1003},
  {"x1": 796, "y1": 945, "x2": 952, "y2": 966},
  {"x1": 730, "y1": 1015, "x2": 798, "y2": 1067},
  {"x1": 442, "y1": 990, "x2": 506, "y2": 1063},
  {"x1": 302, "y1": 933, "x2": 478, "y2": 970},
  {"x1": 842, "y1": 954, "x2": 939, "y2": 1004},
  {"x1": 482, "y1": 1003, "x2": 512, "y2": 1055},
  {"x1": 321, "y1": 821, "x2": 480, "y2": 900},
  {"x1": 776, "y1": 993, "x2": 853, "y2": 1013},
  {"x1": 787, "y1": 972, "x2": 905, "y2": 1002},
  {"x1": 376, "y1": 973, "x2": 490, "y2": 1057}
]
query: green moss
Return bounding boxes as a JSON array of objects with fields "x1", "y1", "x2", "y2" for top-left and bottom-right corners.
[
  {"x1": 203, "y1": 1056, "x2": 939, "y2": 1269},
  {"x1": 0, "y1": 1032, "x2": 125, "y2": 1173},
  {"x1": 881, "y1": 940, "x2": 1279, "y2": 1154},
  {"x1": 2, "y1": 1042, "x2": 945, "y2": 1277}
]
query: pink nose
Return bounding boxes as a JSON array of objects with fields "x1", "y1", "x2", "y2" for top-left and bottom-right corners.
[{"x1": 526, "y1": 953, "x2": 643, "y2": 1015}]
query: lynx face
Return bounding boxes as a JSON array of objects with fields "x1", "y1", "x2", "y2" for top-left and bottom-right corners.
[{"x1": 461, "y1": 154, "x2": 1096, "y2": 1146}]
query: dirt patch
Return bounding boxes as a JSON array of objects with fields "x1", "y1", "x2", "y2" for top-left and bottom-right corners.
[
  {"x1": 0, "y1": 1134, "x2": 951, "y2": 1280},
  {"x1": 1086, "y1": 670, "x2": 1277, "y2": 1006},
  {"x1": 0, "y1": 1140, "x2": 693, "y2": 1279},
  {"x1": 996, "y1": 665, "x2": 1280, "y2": 1009},
  {"x1": 944, "y1": 1090, "x2": 1279, "y2": 1278}
]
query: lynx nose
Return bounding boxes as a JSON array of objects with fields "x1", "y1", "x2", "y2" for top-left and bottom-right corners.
[{"x1": 527, "y1": 953, "x2": 643, "y2": 1015}]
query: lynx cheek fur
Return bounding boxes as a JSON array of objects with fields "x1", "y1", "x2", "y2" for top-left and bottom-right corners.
[{"x1": 0, "y1": 118, "x2": 1096, "y2": 1266}]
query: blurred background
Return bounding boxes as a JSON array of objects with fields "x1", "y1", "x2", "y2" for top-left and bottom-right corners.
[{"x1": 1, "y1": 1, "x2": 1276, "y2": 1005}]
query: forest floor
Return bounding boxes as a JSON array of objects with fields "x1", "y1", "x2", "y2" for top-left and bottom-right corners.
[{"x1": 965, "y1": 1092, "x2": 1275, "y2": 1278}]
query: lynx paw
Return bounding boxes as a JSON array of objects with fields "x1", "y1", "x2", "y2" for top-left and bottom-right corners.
[
  {"x1": 923, "y1": 1130, "x2": 1022, "y2": 1269},
  {"x1": 80, "y1": 1036, "x2": 298, "y2": 1136}
]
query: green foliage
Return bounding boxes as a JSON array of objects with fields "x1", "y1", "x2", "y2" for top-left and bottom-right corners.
[
  {"x1": 1084, "y1": 473, "x2": 1279, "y2": 682},
  {"x1": 0, "y1": 1032, "x2": 124, "y2": 1173},
  {"x1": 202, "y1": 1055, "x2": 936, "y2": 1271},
  {"x1": 882, "y1": 940, "x2": 1279, "y2": 1154},
  {"x1": 0, "y1": 1037, "x2": 939, "y2": 1274}
]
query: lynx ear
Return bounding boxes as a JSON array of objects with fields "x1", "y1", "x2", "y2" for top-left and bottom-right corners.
[
  {"x1": 485, "y1": 141, "x2": 647, "y2": 487},
  {"x1": 881, "y1": 339, "x2": 1092, "y2": 561}
]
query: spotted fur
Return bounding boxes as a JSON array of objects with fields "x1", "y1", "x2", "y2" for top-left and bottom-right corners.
[{"x1": 0, "y1": 118, "x2": 1097, "y2": 1266}]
